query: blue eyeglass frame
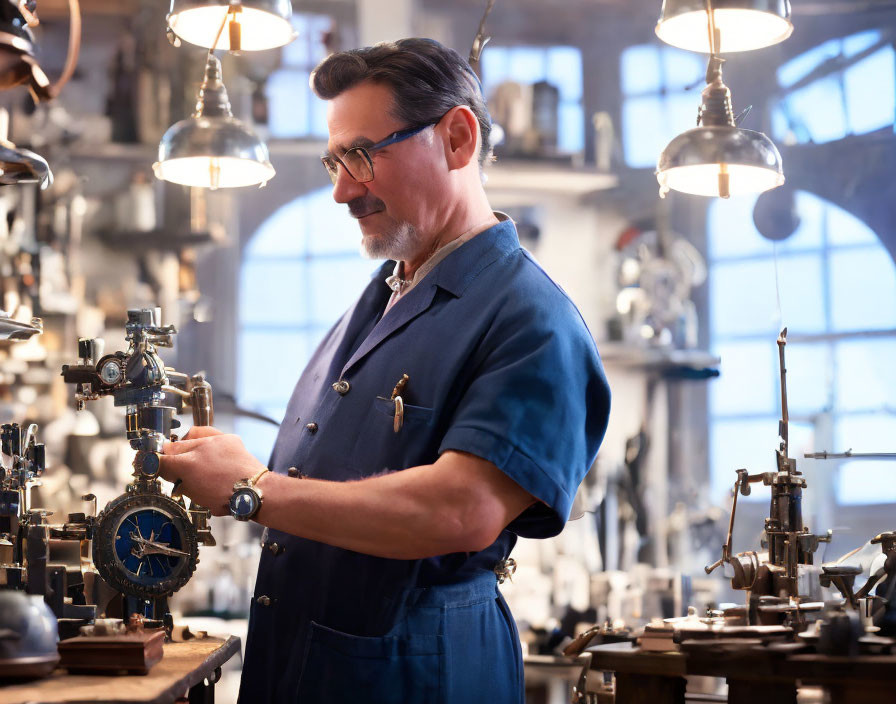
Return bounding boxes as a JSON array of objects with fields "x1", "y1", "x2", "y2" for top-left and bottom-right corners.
[{"x1": 321, "y1": 122, "x2": 435, "y2": 184}]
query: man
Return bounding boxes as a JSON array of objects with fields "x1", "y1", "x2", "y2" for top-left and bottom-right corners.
[{"x1": 160, "y1": 38, "x2": 610, "y2": 703}]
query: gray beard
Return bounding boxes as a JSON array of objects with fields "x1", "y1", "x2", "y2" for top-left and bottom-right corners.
[{"x1": 360, "y1": 221, "x2": 419, "y2": 262}]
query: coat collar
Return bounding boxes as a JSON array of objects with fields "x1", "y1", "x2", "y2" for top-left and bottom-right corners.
[{"x1": 340, "y1": 219, "x2": 520, "y2": 376}]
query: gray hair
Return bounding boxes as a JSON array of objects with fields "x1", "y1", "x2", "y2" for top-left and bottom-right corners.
[{"x1": 311, "y1": 38, "x2": 492, "y2": 166}]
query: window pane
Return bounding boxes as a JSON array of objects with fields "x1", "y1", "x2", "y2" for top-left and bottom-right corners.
[
  {"x1": 507, "y1": 48, "x2": 547, "y2": 84},
  {"x1": 711, "y1": 259, "x2": 779, "y2": 336},
  {"x1": 710, "y1": 418, "x2": 777, "y2": 501},
  {"x1": 784, "y1": 77, "x2": 848, "y2": 144},
  {"x1": 239, "y1": 261, "x2": 309, "y2": 325},
  {"x1": 620, "y1": 45, "x2": 661, "y2": 95},
  {"x1": 306, "y1": 188, "x2": 366, "y2": 255},
  {"x1": 835, "y1": 414, "x2": 896, "y2": 504},
  {"x1": 835, "y1": 338, "x2": 896, "y2": 412},
  {"x1": 786, "y1": 343, "x2": 833, "y2": 415},
  {"x1": 662, "y1": 48, "x2": 703, "y2": 90},
  {"x1": 238, "y1": 330, "x2": 312, "y2": 403},
  {"x1": 558, "y1": 102, "x2": 584, "y2": 154},
  {"x1": 844, "y1": 47, "x2": 896, "y2": 136},
  {"x1": 708, "y1": 195, "x2": 766, "y2": 259},
  {"x1": 842, "y1": 30, "x2": 882, "y2": 57},
  {"x1": 711, "y1": 255, "x2": 824, "y2": 337},
  {"x1": 777, "y1": 38, "x2": 841, "y2": 88},
  {"x1": 829, "y1": 247, "x2": 896, "y2": 331},
  {"x1": 827, "y1": 201, "x2": 878, "y2": 246},
  {"x1": 481, "y1": 47, "x2": 510, "y2": 95},
  {"x1": 711, "y1": 341, "x2": 776, "y2": 416},
  {"x1": 267, "y1": 69, "x2": 310, "y2": 138},
  {"x1": 711, "y1": 419, "x2": 814, "y2": 503},
  {"x1": 547, "y1": 47, "x2": 583, "y2": 101},
  {"x1": 778, "y1": 191, "x2": 824, "y2": 252},
  {"x1": 622, "y1": 96, "x2": 665, "y2": 168},
  {"x1": 665, "y1": 91, "x2": 699, "y2": 141},
  {"x1": 236, "y1": 411, "x2": 285, "y2": 463},
  {"x1": 247, "y1": 198, "x2": 308, "y2": 257}
]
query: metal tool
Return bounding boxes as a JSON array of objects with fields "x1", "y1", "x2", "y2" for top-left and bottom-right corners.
[
  {"x1": 705, "y1": 329, "x2": 830, "y2": 614},
  {"x1": 61, "y1": 308, "x2": 216, "y2": 618}
]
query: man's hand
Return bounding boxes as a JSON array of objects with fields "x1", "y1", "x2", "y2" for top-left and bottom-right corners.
[{"x1": 160, "y1": 429, "x2": 267, "y2": 516}]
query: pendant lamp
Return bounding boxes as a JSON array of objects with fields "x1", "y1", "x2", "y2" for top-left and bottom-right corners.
[
  {"x1": 656, "y1": 0, "x2": 792, "y2": 53},
  {"x1": 153, "y1": 55, "x2": 275, "y2": 190},
  {"x1": 167, "y1": 0, "x2": 296, "y2": 52},
  {"x1": 656, "y1": 58, "x2": 784, "y2": 198}
]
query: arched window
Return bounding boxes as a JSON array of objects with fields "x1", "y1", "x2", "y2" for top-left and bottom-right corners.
[
  {"x1": 772, "y1": 30, "x2": 895, "y2": 144},
  {"x1": 707, "y1": 191, "x2": 896, "y2": 505},
  {"x1": 237, "y1": 187, "x2": 377, "y2": 460}
]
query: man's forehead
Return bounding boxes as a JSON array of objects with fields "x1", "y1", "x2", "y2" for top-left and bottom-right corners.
[{"x1": 325, "y1": 81, "x2": 397, "y2": 151}]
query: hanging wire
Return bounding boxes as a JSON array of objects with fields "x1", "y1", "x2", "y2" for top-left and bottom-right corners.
[
  {"x1": 208, "y1": 7, "x2": 232, "y2": 59},
  {"x1": 772, "y1": 241, "x2": 784, "y2": 329}
]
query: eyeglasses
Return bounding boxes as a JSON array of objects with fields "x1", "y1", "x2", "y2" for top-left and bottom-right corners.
[{"x1": 321, "y1": 122, "x2": 434, "y2": 184}]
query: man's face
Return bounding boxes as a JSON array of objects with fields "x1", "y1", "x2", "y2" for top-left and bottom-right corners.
[{"x1": 325, "y1": 81, "x2": 446, "y2": 261}]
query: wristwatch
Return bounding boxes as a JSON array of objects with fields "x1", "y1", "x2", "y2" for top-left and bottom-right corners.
[{"x1": 229, "y1": 468, "x2": 270, "y2": 521}]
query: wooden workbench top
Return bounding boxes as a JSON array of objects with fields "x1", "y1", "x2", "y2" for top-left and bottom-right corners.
[{"x1": 0, "y1": 635, "x2": 240, "y2": 704}]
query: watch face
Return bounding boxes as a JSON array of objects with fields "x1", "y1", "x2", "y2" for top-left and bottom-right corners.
[{"x1": 230, "y1": 488, "x2": 259, "y2": 518}]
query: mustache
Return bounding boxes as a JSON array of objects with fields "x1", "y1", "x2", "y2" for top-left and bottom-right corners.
[{"x1": 348, "y1": 196, "x2": 385, "y2": 219}]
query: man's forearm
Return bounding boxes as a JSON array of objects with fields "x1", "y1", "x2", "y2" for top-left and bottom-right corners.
[{"x1": 254, "y1": 453, "x2": 534, "y2": 560}]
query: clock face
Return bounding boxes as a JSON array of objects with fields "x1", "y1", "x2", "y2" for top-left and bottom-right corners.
[
  {"x1": 93, "y1": 492, "x2": 199, "y2": 599},
  {"x1": 230, "y1": 489, "x2": 259, "y2": 518}
]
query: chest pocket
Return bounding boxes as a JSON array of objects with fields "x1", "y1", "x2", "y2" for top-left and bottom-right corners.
[{"x1": 350, "y1": 396, "x2": 437, "y2": 475}]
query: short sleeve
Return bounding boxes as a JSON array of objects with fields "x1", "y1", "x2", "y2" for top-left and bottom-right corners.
[{"x1": 438, "y1": 283, "x2": 611, "y2": 539}]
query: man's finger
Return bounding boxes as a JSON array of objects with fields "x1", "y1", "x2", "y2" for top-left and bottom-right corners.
[
  {"x1": 163, "y1": 437, "x2": 211, "y2": 455},
  {"x1": 157, "y1": 451, "x2": 191, "y2": 482},
  {"x1": 184, "y1": 426, "x2": 224, "y2": 441}
]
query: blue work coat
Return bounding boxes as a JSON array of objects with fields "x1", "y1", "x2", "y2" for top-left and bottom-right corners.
[{"x1": 238, "y1": 218, "x2": 611, "y2": 703}]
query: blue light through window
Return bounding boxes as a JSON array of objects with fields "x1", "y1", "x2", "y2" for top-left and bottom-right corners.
[
  {"x1": 266, "y1": 13, "x2": 331, "y2": 138},
  {"x1": 773, "y1": 30, "x2": 894, "y2": 144},
  {"x1": 620, "y1": 45, "x2": 704, "y2": 168},
  {"x1": 237, "y1": 187, "x2": 376, "y2": 461},
  {"x1": 481, "y1": 45, "x2": 585, "y2": 154},
  {"x1": 707, "y1": 191, "x2": 896, "y2": 504}
]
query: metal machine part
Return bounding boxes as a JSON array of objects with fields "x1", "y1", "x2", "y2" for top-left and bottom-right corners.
[
  {"x1": 705, "y1": 329, "x2": 831, "y2": 619},
  {"x1": 0, "y1": 312, "x2": 42, "y2": 340},
  {"x1": 0, "y1": 590, "x2": 59, "y2": 679},
  {"x1": 92, "y1": 491, "x2": 199, "y2": 599},
  {"x1": 62, "y1": 308, "x2": 216, "y2": 609}
]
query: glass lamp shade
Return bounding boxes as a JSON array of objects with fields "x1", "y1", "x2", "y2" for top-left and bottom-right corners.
[
  {"x1": 655, "y1": 0, "x2": 793, "y2": 53},
  {"x1": 167, "y1": 0, "x2": 296, "y2": 51},
  {"x1": 656, "y1": 126, "x2": 784, "y2": 198},
  {"x1": 153, "y1": 116, "x2": 275, "y2": 189}
]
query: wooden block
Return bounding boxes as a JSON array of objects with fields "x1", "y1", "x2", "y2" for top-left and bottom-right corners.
[{"x1": 58, "y1": 630, "x2": 164, "y2": 676}]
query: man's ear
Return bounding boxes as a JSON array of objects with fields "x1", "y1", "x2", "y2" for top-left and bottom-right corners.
[{"x1": 441, "y1": 105, "x2": 480, "y2": 171}]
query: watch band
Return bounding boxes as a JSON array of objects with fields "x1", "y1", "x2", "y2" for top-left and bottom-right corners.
[{"x1": 249, "y1": 468, "x2": 270, "y2": 486}]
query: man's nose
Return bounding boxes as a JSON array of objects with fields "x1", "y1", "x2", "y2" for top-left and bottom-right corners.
[{"x1": 331, "y1": 164, "x2": 368, "y2": 204}]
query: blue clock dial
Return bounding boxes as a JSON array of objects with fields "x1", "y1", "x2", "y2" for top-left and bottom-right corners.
[{"x1": 94, "y1": 493, "x2": 199, "y2": 599}]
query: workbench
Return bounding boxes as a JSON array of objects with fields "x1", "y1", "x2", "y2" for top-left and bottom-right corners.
[
  {"x1": 0, "y1": 635, "x2": 240, "y2": 704},
  {"x1": 588, "y1": 640, "x2": 896, "y2": 704}
]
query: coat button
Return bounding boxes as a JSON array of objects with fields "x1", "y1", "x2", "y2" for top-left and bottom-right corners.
[
  {"x1": 305, "y1": 422, "x2": 318, "y2": 434},
  {"x1": 256, "y1": 595, "x2": 272, "y2": 606},
  {"x1": 332, "y1": 380, "x2": 351, "y2": 395},
  {"x1": 267, "y1": 542, "x2": 284, "y2": 555},
  {"x1": 288, "y1": 466, "x2": 299, "y2": 478}
]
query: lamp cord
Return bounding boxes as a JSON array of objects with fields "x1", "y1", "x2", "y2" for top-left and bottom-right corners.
[
  {"x1": 704, "y1": 0, "x2": 719, "y2": 57},
  {"x1": 207, "y1": 7, "x2": 233, "y2": 60}
]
